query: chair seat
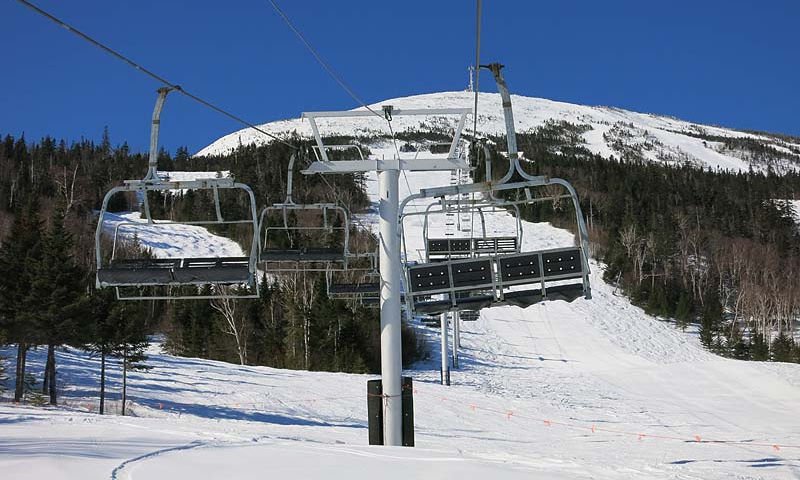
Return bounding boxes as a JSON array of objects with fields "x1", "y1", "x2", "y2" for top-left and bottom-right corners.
[
  {"x1": 98, "y1": 256, "x2": 251, "y2": 286},
  {"x1": 260, "y1": 248, "x2": 345, "y2": 262},
  {"x1": 501, "y1": 283, "x2": 584, "y2": 307},
  {"x1": 413, "y1": 294, "x2": 494, "y2": 315},
  {"x1": 329, "y1": 283, "x2": 380, "y2": 295}
]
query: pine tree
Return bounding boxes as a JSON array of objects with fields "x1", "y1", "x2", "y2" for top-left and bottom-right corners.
[
  {"x1": 86, "y1": 289, "x2": 122, "y2": 415},
  {"x1": 0, "y1": 201, "x2": 43, "y2": 402},
  {"x1": 28, "y1": 209, "x2": 86, "y2": 405},
  {"x1": 112, "y1": 301, "x2": 150, "y2": 416},
  {"x1": 770, "y1": 332, "x2": 795, "y2": 363},
  {"x1": 750, "y1": 333, "x2": 770, "y2": 361},
  {"x1": 674, "y1": 291, "x2": 692, "y2": 330},
  {"x1": 699, "y1": 290, "x2": 722, "y2": 349}
]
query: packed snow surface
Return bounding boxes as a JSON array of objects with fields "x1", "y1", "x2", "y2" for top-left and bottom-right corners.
[
  {"x1": 3, "y1": 265, "x2": 800, "y2": 479},
  {"x1": 101, "y1": 211, "x2": 244, "y2": 259},
  {"x1": 4, "y1": 162, "x2": 800, "y2": 479},
  {"x1": 198, "y1": 91, "x2": 800, "y2": 173}
]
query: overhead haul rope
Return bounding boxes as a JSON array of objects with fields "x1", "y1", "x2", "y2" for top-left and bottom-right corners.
[
  {"x1": 266, "y1": 0, "x2": 420, "y2": 216},
  {"x1": 16, "y1": 0, "x2": 298, "y2": 150},
  {"x1": 473, "y1": 0, "x2": 483, "y2": 141}
]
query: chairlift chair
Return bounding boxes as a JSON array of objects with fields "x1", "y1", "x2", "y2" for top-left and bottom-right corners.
[
  {"x1": 400, "y1": 63, "x2": 592, "y2": 316},
  {"x1": 95, "y1": 88, "x2": 260, "y2": 300},
  {"x1": 419, "y1": 199, "x2": 523, "y2": 262},
  {"x1": 325, "y1": 251, "x2": 381, "y2": 306},
  {"x1": 258, "y1": 154, "x2": 354, "y2": 272}
]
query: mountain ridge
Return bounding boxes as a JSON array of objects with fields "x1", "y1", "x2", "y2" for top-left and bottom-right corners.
[{"x1": 198, "y1": 91, "x2": 800, "y2": 173}]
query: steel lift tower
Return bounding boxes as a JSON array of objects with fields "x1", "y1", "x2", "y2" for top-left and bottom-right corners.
[{"x1": 303, "y1": 106, "x2": 470, "y2": 446}]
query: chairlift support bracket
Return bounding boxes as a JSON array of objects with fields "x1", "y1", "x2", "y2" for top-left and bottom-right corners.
[{"x1": 301, "y1": 108, "x2": 471, "y2": 173}]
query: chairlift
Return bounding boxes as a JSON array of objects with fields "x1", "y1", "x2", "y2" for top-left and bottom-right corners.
[
  {"x1": 400, "y1": 63, "x2": 592, "y2": 316},
  {"x1": 95, "y1": 88, "x2": 260, "y2": 300},
  {"x1": 419, "y1": 200, "x2": 523, "y2": 262},
  {"x1": 325, "y1": 251, "x2": 381, "y2": 306},
  {"x1": 258, "y1": 154, "x2": 354, "y2": 272}
]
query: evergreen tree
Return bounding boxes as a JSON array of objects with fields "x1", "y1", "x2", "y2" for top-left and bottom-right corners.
[
  {"x1": 0, "y1": 201, "x2": 43, "y2": 402},
  {"x1": 699, "y1": 290, "x2": 722, "y2": 349},
  {"x1": 674, "y1": 291, "x2": 692, "y2": 330},
  {"x1": 750, "y1": 333, "x2": 770, "y2": 361},
  {"x1": 28, "y1": 209, "x2": 86, "y2": 405},
  {"x1": 87, "y1": 289, "x2": 117, "y2": 414},
  {"x1": 113, "y1": 301, "x2": 150, "y2": 416},
  {"x1": 770, "y1": 332, "x2": 795, "y2": 363}
]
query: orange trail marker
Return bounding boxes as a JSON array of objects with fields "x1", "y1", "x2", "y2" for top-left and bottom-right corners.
[{"x1": 694, "y1": 435, "x2": 702, "y2": 443}]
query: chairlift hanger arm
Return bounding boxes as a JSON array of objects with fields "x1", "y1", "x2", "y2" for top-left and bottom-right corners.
[
  {"x1": 301, "y1": 108, "x2": 472, "y2": 171},
  {"x1": 302, "y1": 108, "x2": 471, "y2": 118}
]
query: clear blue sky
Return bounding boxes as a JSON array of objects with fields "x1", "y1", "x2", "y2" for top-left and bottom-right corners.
[{"x1": 1, "y1": 0, "x2": 798, "y2": 153}]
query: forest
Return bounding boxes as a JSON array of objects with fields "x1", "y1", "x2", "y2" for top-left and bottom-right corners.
[
  {"x1": 477, "y1": 120, "x2": 800, "y2": 361},
  {"x1": 0, "y1": 132, "x2": 425, "y2": 409},
  {"x1": 2, "y1": 120, "x2": 800, "y2": 411}
]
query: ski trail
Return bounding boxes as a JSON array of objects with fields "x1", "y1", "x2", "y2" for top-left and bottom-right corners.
[{"x1": 110, "y1": 440, "x2": 206, "y2": 480}]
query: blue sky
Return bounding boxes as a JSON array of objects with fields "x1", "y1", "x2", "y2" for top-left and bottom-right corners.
[{"x1": 1, "y1": 0, "x2": 798, "y2": 153}]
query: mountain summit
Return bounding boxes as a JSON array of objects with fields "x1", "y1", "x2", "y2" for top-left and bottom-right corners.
[{"x1": 199, "y1": 91, "x2": 800, "y2": 173}]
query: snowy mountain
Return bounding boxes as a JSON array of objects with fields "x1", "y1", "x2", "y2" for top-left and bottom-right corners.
[
  {"x1": 5, "y1": 93, "x2": 800, "y2": 479},
  {"x1": 198, "y1": 91, "x2": 800, "y2": 173},
  {"x1": 7, "y1": 156, "x2": 799, "y2": 479}
]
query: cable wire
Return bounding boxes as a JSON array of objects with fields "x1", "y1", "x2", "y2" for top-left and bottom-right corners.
[
  {"x1": 267, "y1": 0, "x2": 421, "y2": 219},
  {"x1": 472, "y1": 0, "x2": 483, "y2": 141},
  {"x1": 17, "y1": 0, "x2": 297, "y2": 150},
  {"x1": 266, "y1": 0, "x2": 383, "y2": 119}
]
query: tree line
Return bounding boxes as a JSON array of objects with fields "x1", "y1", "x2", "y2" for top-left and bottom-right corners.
[
  {"x1": 476, "y1": 120, "x2": 800, "y2": 362},
  {"x1": 0, "y1": 132, "x2": 426, "y2": 408}
]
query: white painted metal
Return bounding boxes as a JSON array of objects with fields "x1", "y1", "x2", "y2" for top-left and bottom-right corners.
[
  {"x1": 440, "y1": 312, "x2": 450, "y2": 386},
  {"x1": 303, "y1": 158, "x2": 468, "y2": 174},
  {"x1": 379, "y1": 168, "x2": 403, "y2": 446},
  {"x1": 299, "y1": 106, "x2": 472, "y2": 446},
  {"x1": 302, "y1": 108, "x2": 470, "y2": 118}
]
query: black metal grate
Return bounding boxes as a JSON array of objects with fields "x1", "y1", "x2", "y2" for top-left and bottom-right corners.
[{"x1": 541, "y1": 249, "x2": 582, "y2": 278}]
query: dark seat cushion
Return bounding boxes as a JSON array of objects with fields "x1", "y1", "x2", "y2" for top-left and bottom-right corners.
[
  {"x1": 98, "y1": 256, "x2": 251, "y2": 286},
  {"x1": 260, "y1": 248, "x2": 345, "y2": 262}
]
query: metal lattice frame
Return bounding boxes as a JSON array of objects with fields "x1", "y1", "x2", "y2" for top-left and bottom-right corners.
[{"x1": 94, "y1": 88, "x2": 260, "y2": 300}]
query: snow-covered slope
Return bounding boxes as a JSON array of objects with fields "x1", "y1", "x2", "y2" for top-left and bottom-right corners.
[
  {"x1": 198, "y1": 91, "x2": 800, "y2": 173},
  {"x1": 101, "y1": 212, "x2": 244, "y2": 259},
  {"x1": 3, "y1": 262, "x2": 799, "y2": 479},
  {"x1": 5, "y1": 154, "x2": 800, "y2": 479}
]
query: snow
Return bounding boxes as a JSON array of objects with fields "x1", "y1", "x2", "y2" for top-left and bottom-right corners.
[
  {"x1": 3, "y1": 267, "x2": 800, "y2": 478},
  {"x1": 197, "y1": 91, "x2": 800, "y2": 173},
  {"x1": 101, "y1": 211, "x2": 244, "y2": 259},
  {"x1": 787, "y1": 200, "x2": 800, "y2": 225},
  {"x1": 4, "y1": 145, "x2": 800, "y2": 478}
]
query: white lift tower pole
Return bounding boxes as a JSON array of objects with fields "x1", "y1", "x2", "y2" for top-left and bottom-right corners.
[
  {"x1": 302, "y1": 106, "x2": 471, "y2": 446},
  {"x1": 378, "y1": 167, "x2": 403, "y2": 444}
]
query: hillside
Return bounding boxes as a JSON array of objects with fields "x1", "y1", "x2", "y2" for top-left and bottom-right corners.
[
  {"x1": 4, "y1": 152, "x2": 800, "y2": 478},
  {"x1": 198, "y1": 91, "x2": 800, "y2": 173},
  {"x1": 3, "y1": 251, "x2": 799, "y2": 479}
]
